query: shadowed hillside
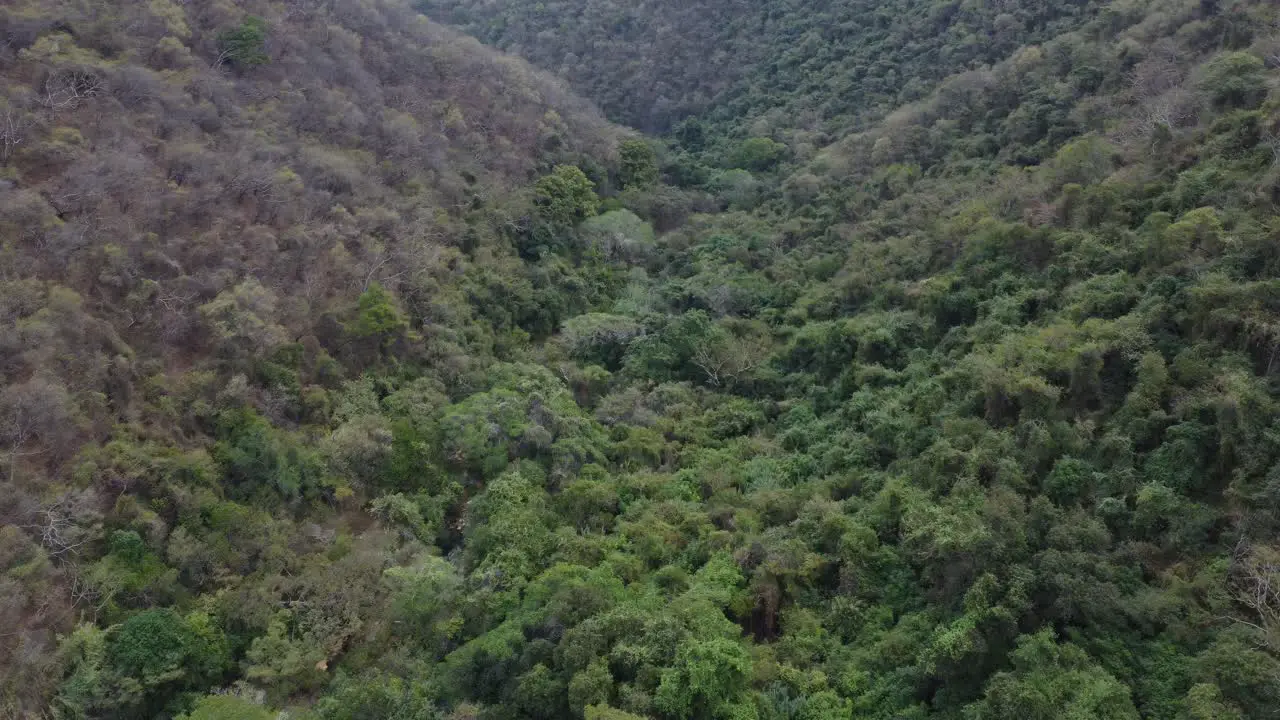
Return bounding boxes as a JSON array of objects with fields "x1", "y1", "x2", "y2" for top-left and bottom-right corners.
[{"x1": 417, "y1": 0, "x2": 1104, "y2": 135}]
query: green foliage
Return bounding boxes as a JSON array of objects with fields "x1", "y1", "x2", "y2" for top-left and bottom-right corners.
[
  {"x1": 311, "y1": 671, "x2": 441, "y2": 720},
  {"x1": 56, "y1": 611, "x2": 230, "y2": 719},
  {"x1": 585, "y1": 705, "x2": 648, "y2": 720},
  {"x1": 243, "y1": 613, "x2": 328, "y2": 699},
  {"x1": 708, "y1": 169, "x2": 761, "y2": 209},
  {"x1": 561, "y1": 313, "x2": 643, "y2": 368},
  {"x1": 12, "y1": 0, "x2": 1280, "y2": 719},
  {"x1": 580, "y1": 210, "x2": 657, "y2": 262},
  {"x1": 217, "y1": 16, "x2": 269, "y2": 69},
  {"x1": 177, "y1": 695, "x2": 274, "y2": 720},
  {"x1": 536, "y1": 165, "x2": 599, "y2": 227},
  {"x1": 1184, "y1": 684, "x2": 1244, "y2": 720},
  {"x1": 419, "y1": 0, "x2": 1106, "y2": 136},
  {"x1": 87, "y1": 530, "x2": 178, "y2": 611},
  {"x1": 1200, "y1": 52, "x2": 1269, "y2": 110},
  {"x1": 384, "y1": 554, "x2": 463, "y2": 651},
  {"x1": 965, "y1": 631, "x2": 1139, "y2": 720},
  {"x1": 619, "y1": 139, "x2": 660, "y2": 189},
  {"x1": 654, "y1": 637, "x2": 753, "y2": 719},
  {"x1": 729, "y1": 138, "x2": 786, "y2": 172},
  {"x1": 213, "y1": 408, "x2": 328, "y2": 502},
  {"x1": 199, "y1": 279, "x2": 287, "y2": 360},
  {"x1": 349, "y1": 282, "x2": 409, "y2": 360},
  {"x1": 352, "y1": 283, "x2": 406, "y2": 339},
  {"x1": 107, "y1": 610, "x2": 228, "y2": 688}
]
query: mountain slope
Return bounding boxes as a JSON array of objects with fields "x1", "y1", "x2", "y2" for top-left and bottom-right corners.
[
  {"x1": 5, "y1": 0, "x2": 1280, "y2": 719},
  {"x1": 417, "y1": 0, "x2": 1105, "y2": 137},
  {"x1": 0, "y1": 0, "x2": 629, "y2": 713}
]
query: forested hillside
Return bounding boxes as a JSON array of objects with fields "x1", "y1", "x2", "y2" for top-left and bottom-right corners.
[
  {"x1": 0, "y1": 0, "x2": 628, "y2": 713},
  {"x1": 4, "y1": 0, "x2": 1280, "y2": 718},
  {"x1": 416, "y1": 0, "x2": 1104, "y2": 136}
]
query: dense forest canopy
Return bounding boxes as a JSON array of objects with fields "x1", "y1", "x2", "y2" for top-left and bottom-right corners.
[
  {"x1": 415, "y1": 0, "x2": 1105, "y2": 136},
  {"x1": 3, "y1": 0, "x2": 1280, "y2": 719}
]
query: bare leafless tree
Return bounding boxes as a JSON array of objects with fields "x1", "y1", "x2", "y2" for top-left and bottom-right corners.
[
  {"x1": 1262, "y1": 129, "x2": 1280, "y2": 167},
  {"x1": 1023, "y1": 200, "x2": 1058, "y2": 228},
  {"x1": 40, "y1": 69, "x2": 104, "y2": 110},
  {"x1": 1126, "y1": 41, "x2": 1185, "y2": 100},
  {"x1": 1226, "y1": 541, "x2": 1280, "y2": 651},
  {"x1": 24, "y1": 496, "x2": 93, "y2": 561},
  {"x1": 211, "y1": 47, "x2": 236, "y2": 71},
  {"x1": 1143, "y1": 89, "x2": 1198, "y2": 131},
  {"x1": 68, "y1": 568, "x2": 114, "y2": 616},
  {"x1": 360, "y1": 254, "x2": 407, "y2": 292},
  {"x1": 691, "y1": 334, "x2": 768, "y2": 388},
  {"x1": 1112, "y1": 88, "x2": 1200, "y2": 154},
  {"x1": 0, "y1": 107, "x2": 26, "y2": 162},
  {"x1": 2, "y1": 397, "x2": 44, "y2": 485},
  {"x1": 1265, "y1": 42, "x2": 1280, "y2": 69},
  {"x1": 0, "y1": 379, "x2": 79, "y2": 484},
  {"x1": 691, "y1": 344, "x2": 732, "y2": 388},
  {"x1": 1260, "y1": 27, "x2": 1280, "y2": 68}
]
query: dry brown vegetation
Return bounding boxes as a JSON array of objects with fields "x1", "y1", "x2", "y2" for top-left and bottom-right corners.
[{"x1": 0, "y1": 0, "x2": 627, "y2": 710}]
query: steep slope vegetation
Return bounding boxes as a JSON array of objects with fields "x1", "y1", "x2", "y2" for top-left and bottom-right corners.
[
  {"x1": 417, "y1": 0, "x2": 1104, "y2": 136},
  {"x1": 5, "y1": 0, "x2": 1280, "y2": 719},
  {"x1": 0, "y1": 0, "x2": 628, "y2": 714}
]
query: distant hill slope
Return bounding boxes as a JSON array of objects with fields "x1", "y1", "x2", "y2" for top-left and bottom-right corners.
[
  {"x1": 0, "y1": 0, "x2": 633, "y2": 413},
  {"x1": 0, "y1": 0, "x2": 627, "y2": 366},
  {"x1": 417, "y1": 0, "x2": 1104, "y2": 135}
]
